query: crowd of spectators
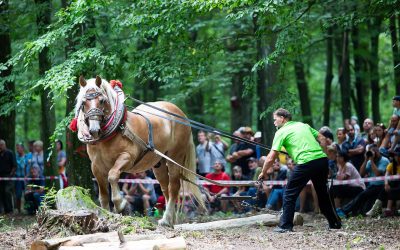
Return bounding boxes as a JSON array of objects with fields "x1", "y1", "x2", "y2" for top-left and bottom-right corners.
[
  {"x1": 0, "y1": 139, "x2": 67, "y2": 215},
  {"x1": 193, "y1": 96, "x2": 400, "y2": 218}
]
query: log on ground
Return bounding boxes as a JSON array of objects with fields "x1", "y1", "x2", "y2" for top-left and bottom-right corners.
[
  {"x1": 57, "y1": 237, "x2": 187, "y2": 250},
  {"x1": 31, "y1": 231, "x2": 167, "y2": 250},
  {"x1": 175, "y1": 213, "x2": 304, "y2": 231}
]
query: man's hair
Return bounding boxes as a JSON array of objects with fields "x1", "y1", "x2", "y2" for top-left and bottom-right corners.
[{"x1": 273, "y1": 108, "x2": 292, "y2": 120}]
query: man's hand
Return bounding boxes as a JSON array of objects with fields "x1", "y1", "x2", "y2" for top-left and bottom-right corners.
[{"x1": 258, "y1": 172, "x2": 264, "y2": 181}]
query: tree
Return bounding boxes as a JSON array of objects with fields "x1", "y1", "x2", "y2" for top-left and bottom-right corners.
[
  {"x1": 0, "y1": 0, "x2": 15, "y2": 151},
  {"x1": 294, "y1": 59, "x2": 313, "y2": 127},
  {"x1": 323, "y1": 26, "x2": 333, "y2": 126}
]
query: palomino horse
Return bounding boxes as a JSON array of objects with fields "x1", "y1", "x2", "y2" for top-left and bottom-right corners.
[{"x1": 74, "y1": 76, "x2": 204, "y2": 227}]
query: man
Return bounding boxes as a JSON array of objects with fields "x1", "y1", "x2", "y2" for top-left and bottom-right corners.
[
  {"x1": 342, "y1": 124, "x2": 366, "y2": 172},
  {"x1": 15, "y1": 143, "x2": 27, "y2": 213},
  {"x1": 227, "y1": 127, "x2": 256, "y2": 178},
  {"x1": 361, "y1": 118, "x2": 374, "y2": 141},
  {"x1": 124, "y1": 171, "x2": 157, "y2": 216},
  {"x1": 0, "y1": 139, "x2": 17, "y2": 214},
  {"x1": 258, "y1": 108, "x2": 341, "y2": 233},
  {"x1": 203, "y1": 160, "x2": 230, "y2": 212},
  {"x1": 196, "y1": 130, "x2": 212, "y2": 176}
]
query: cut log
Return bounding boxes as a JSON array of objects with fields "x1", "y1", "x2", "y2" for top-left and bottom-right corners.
[
  {"x1": 175, "y1": 212, "x2": 304, "y2": 231},
  {"x1": 58, "y1": 237, "x2": 187, "y2": 250},
  {"x1": 31, "y1": 231, "x2": 167, "y2": 250}
]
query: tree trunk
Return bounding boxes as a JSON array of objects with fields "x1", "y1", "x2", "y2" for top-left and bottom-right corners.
[
  {"x1": 0, "y1": 0, "x2": 15, "y2": 151},
  {"x1": 334, "y1": 28, "x2": 352, "y2": 121},
  {"x1": 390, "y1": 15, "x2": 400, "y2": 95},
  {"x1": 323, "y1": 26, "x2": 333, "y2": 127},
  {"x1": 351, "y1": 25, "x2": 367, "y2": 123},
  {"x1": 226, "y1": 25, "x2": 252, "y2": 133},
  {"x1": 369, "y1": 17, "x2": 382, "y2": 123},
  {"x1": 35, "y1": 0, "x2": 58, "y2": 188},
  {"x1": 294, "y1": 60, "x2": 313, "y2": 127},
  {"x1": 254, "y1": 16, "x2": 279, "y2": 145},
  {"x1": 63, "y1": 0, "x2": 93, "y2": 191}
]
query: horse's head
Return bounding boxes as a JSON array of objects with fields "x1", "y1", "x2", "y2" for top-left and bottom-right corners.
[{"x1": 77, "y1": 75, "x2": 111, "y2": 140}]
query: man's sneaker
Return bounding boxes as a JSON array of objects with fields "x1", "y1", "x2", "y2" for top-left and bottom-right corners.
[
  {"x1": 366, "y1": 200, "x2": 382, "y2": 217},
  {"x1": 273, "y1": 227, "x2": 293, "y2": 233},
  {"x1": 336, "y1": 208, "x2": 346, "y2": 219}
]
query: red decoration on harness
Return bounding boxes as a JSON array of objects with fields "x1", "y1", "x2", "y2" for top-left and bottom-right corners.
[
  {"x1": 110, "y1": 80, "x2": 123, "y2": 89},
  {"x1": 69, "y1": 117, "x2": 78, "y2": 132}
]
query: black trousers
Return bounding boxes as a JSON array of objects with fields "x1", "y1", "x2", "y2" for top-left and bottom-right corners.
[
  {"x1": 0, "y1": 180, "x2": 13, "y2": 213},
  {"x1": 279, "y1": 157, "x2": 340, "y2": 230},
  {"x1": 342, "y1": 184, "x2": 383, "y2": 216},
  {"x1": 331, "y1": 185, "x2": 364, "y2": 200}
]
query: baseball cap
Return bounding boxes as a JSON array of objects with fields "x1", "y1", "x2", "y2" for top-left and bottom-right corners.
[{"x1": 393, "y1": 96, "x2": 400, "y2": 101}]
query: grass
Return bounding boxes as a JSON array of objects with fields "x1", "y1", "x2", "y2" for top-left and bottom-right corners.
[{"x1": 0, "y1": 215, "x2": 36, "y2": 233}]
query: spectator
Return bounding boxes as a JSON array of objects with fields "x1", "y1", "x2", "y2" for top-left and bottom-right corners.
[
  {"x1": 339, "y1": 144, "x2": 389, "y2": 217},
  {"x1": 227, "y1": 127, "x2": 256, "y2": 178},
  {"x1": 342, "y1": 124, "x2": 366, "y2": 172},
  {"x1": 380, "y1": 115, "x2": 399, "y2": 155},
  {"x1": 226, "y1": 130, "x2": 242, "y2": 176},
  {"x1": 253, "y1": 131, "x2": 264, "y2": 159},
  {"x1": 209, "y1": 133, "x2": 228, "y2": 170},
  {"x1": 372, "y1": 124, "x2": 386, "y2": 148},
  {"x1": 319, "y1": 126, "x2": 334, "y2": 153},
  {"x1": 32, "y1": 140, "x2": 45, "y2": 178},
  {"x1": 247, "y1": 157, "x2": 258, "y2": 179},
  {"x1": 331, "y1": 151, "x2": 365, "y2": 209},
  {"x1": 196, "y1": 131, "x2": 212, "y2": 176},
  {"x1": 336, "y1": 128, "x2": 346, "y2": 152},
  {"x1": 326, "y1": 143, "x2": 338, "y2": 178},
  {"x1": 15, "y1": 143, "x2": 27, "y2": 213},
  {"x1": 366, "y1": 147, "x2": 400, "y2": 217},
  {"x1": 56, "y1": 140, "x2": 68, "y2": 189},
  {"x1": 24, "y1": 165, "x2": 45, "y2": 215},
  {"x1": 25, "y1": 140, "x2": 35, "y2": 176},
  {"x1": 266, "y1": 159, "x2": 288, "y2": 210},
  {"x1": 0, "y1": 139, "x2": 16, "y2": 214},
  {"x1": 361, "y1": 118, "x2": 374, "y2": 141},
  {"x1": 351, "y1": 116, "x2": 361, "y2": 138},
  {"x1": 203, "y1": 160, "x2": 230, "y2": 212},
  {"x1": 124, "y1": 171, "x2": 157, "y2": 216},
  {"x1": 392, "y1": 95, "x2": 400, "y2": 117}
]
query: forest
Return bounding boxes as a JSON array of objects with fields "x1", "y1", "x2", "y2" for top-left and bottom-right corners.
[{"x1": 1, "y1": 0, "x2": 400, "y2": 189}]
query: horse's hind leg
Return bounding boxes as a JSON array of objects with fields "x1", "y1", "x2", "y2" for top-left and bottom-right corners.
[
  {"x1": 92, "y1": 164, "x2": 110, "y2": 210},
  {"x1": 158, "y1": 159, "x2": 182, "y2": 227},
  {"x1": 108, "y1": 152, "x2": 131, "y2": 213},
  {"x1": 153, "y1": 159, "x2": 169, "y2": 201}
]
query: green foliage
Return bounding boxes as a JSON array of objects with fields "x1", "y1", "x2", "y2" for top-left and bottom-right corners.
[{"x1": 1, "y1": 0, "x2": 400, "y2": 146}]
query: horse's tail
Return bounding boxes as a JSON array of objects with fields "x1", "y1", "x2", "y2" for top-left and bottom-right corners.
[{"x1": 181, "y1": 135, "x2": 206, "y2": 211}]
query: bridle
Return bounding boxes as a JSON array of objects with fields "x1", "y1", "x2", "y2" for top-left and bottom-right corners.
[{"x1": 81, "y1": 89, "x2": 109, "y2": 125}]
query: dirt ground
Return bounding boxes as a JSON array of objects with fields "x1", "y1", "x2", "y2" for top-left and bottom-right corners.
[{"x1": 1, "y1": 213, "x2": 399, "y2": 249}]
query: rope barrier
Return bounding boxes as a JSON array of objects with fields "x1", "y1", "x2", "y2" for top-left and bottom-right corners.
[{"x1": 2, "y1": 175, "x2": 398, "y2": 186}]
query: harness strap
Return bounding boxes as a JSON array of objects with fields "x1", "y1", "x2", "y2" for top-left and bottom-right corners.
[
  {"x1": 152, "y1": 148, "x2": 254, "y2": 187},
  {"x1": 120, "y1": 112, "x2": 155, "y2": 165}
]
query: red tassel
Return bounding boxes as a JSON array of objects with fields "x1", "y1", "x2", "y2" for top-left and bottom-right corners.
[
  {"x1": 110, "y1": 80, "x2": 123, "y2": 89},
  {"x1": 69, "y1": 117, "x2": 78, "y2": 132}
]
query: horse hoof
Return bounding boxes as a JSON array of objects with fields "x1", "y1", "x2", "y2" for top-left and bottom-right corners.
[
  {"x1": 158, "y1": 218, "x2": 174, "y2": 228},
  {"x1": 116, "y1": 198, "x2": 127, "y2": 213}
]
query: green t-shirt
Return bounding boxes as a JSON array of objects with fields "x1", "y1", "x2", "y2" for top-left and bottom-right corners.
[{"x1": 271, "y1": 121, "x2": 326, "y2": 164}]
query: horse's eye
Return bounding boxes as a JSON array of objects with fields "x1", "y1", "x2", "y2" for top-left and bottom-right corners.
[{"x1": 100, "y1": 98, "x2": 105, "y2": 104}]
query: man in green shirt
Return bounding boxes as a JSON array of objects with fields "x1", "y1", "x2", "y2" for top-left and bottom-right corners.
[{"x1": 258, "y1": 108, "x2": 341, "y2": 233}]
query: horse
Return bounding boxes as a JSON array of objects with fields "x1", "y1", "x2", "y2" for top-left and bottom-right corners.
[{"x1": 73, "y1": 75, "x2": 205, "y2": 227}]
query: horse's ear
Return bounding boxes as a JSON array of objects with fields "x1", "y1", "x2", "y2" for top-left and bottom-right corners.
[
  {"x1": 79, "y1": 75, "x2": 87, "y2": 87},
  {"x1": 95, "y1": 75, "x2": 102, "y2": 87}
]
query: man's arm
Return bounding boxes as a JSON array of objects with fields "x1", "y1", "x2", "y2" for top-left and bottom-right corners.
[
  {"x1": 258, "y1": 150, "x2": 279, "y2": 180},
  {"x1": 370, "y1": 159, "x2": 384, "y2": 176},
  {"x1": 348, "y1": 145, "x2": 364, "y2": 156},
  {"x1": 359, "y1": 158, "x2": 368, "y2": 177}
]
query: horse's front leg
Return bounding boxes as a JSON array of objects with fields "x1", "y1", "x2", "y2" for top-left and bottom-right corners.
[
  {"x1": 108, "y1": 152, "x2": 131, "y2": 213},
  {"x1": 92, "y1": 164, "x2": 110, "y2": 211}
]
